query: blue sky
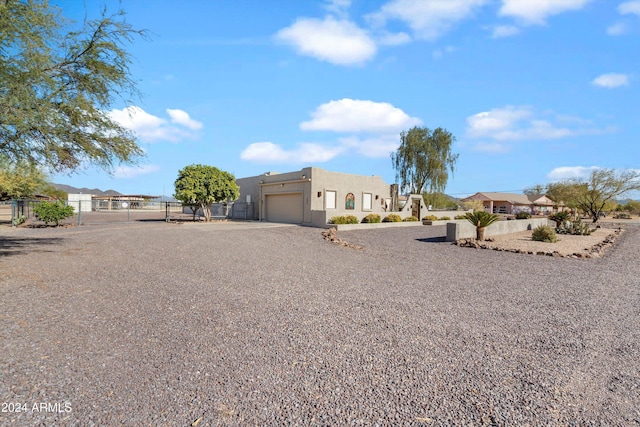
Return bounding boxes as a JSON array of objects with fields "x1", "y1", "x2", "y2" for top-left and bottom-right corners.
[{"x1": 52, "y1": 0, "x2": 639, "y2": 198}]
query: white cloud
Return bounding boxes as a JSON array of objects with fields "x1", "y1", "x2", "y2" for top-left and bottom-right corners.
[
  {"x1": 377, "y1": 31, "x2": 412, "y2": 46},
  {"x1": 491, "y1": 25, "x2": 521, "y2": 38},
  {"x1": 300, "y1": 98, "x2": 422, "y2": 133},
  {"x1": 275, "y1": 16, "x2": 377, "y2": 66},
  {"x1": 166, "y1": 109, "x2": 203, "y2": 130},
  {"x1": 607, "y1": 22, "x2": 628, "y2": 35},
  {"x1": 547, "y1": 166, "x2": 599, "y2": 181},
  {"x1": 240, "y1": 142, "x2": 344, "y2": 163},
  {"x1": 109, "y1": 106, "x2": 202, "y2": 142},
  {"x1": 619, "y1": 0, "x2": 640, "y2": 16},
  {"x1": 592, "y1": 73, "x2": 629, "y2": 88},
  {"x1": 113, "y1": 164, "x2": 161, "y2": 179},
  {"x1": 465, "y1": 106, "x2": 609, "y2": 152},
  {"x1": 367, "y1": 0, "x2": 489, "y2": 40},
  {"x1": 338, "y1": 135, "x2": 400, "y2": 158},
  {"x1": 324, "y1": 0, "x2": 351, "y2": 17},
  {"x1": 499, "y1": 0, "x2": 592, "y2": 25}
]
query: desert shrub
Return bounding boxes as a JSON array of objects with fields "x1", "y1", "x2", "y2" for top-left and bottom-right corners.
[
  {"x1": 549, "y1": 211, "x2": 570, "y2": 227},
  {"x1": 329, "y1": 215, "x2": 358, "y2": 225},
  {"x1": 403, "y1": 216, "x2": 419, "y2": 222},
  {"x1": 33, "y1": 201, "x2": 75, "y2": 226},
  {"x1": 13, "y1": 215, "x2": 26, "y2": 226},
  {"x1": 454, "y1": 215, "x2": 466, "y2": 220},
  {"x1": 361, "y1": 213, "x2": 381, "y2": 223},
  {"x1": 382, "y1": 213, "x2": 402, "y2": 222},
  {"x1": 613, "y1": 213, "x2": 631, "y2": 219},
  {"x1": 439, "y1": 216, "x2": 451, "y2": 220},
  {"x1": 423, "y1": 215, "x2": 438, "y2": 221},
  {"x1": 556, "y1": 220, "x2": 592, "y2": 236},
  {"x1": 515, "y1": 211, "x2": 531, "y2": 219},
  {"x1": 532, "y1": 225, "x2": 557, "y2": 243}
]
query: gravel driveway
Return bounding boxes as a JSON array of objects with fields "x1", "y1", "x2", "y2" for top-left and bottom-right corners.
[{"x1": 1, "y1": 222, "x2": 639, "y2": 426}]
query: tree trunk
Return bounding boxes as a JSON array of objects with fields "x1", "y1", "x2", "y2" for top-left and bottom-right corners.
[{"x1": 477, "y1": 227, "x2": 485, "y2": 241}]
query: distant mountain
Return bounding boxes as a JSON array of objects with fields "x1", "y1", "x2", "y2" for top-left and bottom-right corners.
[{"x1": 53, "y1": 183, "x2": 122, "y2": 197}]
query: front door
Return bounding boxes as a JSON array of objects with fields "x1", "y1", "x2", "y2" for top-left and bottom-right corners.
[{"x1": 411, "y1": 199, "x2": 421, "y2": 219}]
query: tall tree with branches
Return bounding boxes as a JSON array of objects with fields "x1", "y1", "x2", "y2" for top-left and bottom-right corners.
[
  {"x1": 391, "y1": 126, "x2": 459, "y2": 195},
  {"x1": 0, "y1": 0, "x2": 146, "y2": 172}
]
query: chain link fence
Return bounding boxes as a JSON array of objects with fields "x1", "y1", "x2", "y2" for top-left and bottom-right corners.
[{"x1": 2, "y1": 199, "x2": 188, "y2": 227}]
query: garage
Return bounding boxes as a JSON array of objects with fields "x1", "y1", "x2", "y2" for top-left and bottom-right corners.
[{"x1": 264, "y1": 193, "x2": 303, "y2": 224}]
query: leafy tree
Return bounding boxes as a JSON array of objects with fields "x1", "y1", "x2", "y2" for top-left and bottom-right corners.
[
  {"x1": 623, "y1": 200, "x2": 640, "y2": 215},
  {"x1": 422, "y1": 191, "x2": 458, "y2": 209},
  {"x1": 0, "y1": 0, "x2": 146, "y2": 172},
  {"x1": 463, "y1": 210, "x2": 500, "y2": 241},
  {"x1": 523, "y1": 184, "x2": 545, "y2": 195},
  {"x1": 0, "y1": 155, "x2": 46, "y2": 200},
  {"x1": 391, "y1": 126, "x2": 459, "y2": 195},
  {"x1": 174, "y1": 165, "x2": 239, "y2": 222},
  {"x1": 461, "y1": 199, "x2": 484, "y2": 212},
  {"x1": 552, "y1": 169, "x2": 640, "y2": 223},
  {"x1": 33, "y1": 200, "x2": 74, "y2": 226}
]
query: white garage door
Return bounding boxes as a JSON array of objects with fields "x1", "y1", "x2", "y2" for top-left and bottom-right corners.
[{"x1": 265, "y1": 193, "x2": 303, "y2": 224}]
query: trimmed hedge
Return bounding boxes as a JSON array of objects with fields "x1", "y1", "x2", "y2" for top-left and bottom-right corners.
[
  {"x1": 361, "y1": 213, "x2": 381, "y2": 223},
  {"x1": 329, "y1": 215, "x2": 359, "y2": 225},
  {"x1": 382, "y1": 213, "x2": 402, "y2": 222}
]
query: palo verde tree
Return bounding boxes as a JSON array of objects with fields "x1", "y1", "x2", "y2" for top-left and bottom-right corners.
[
  {"x1": 562, "y1": 168, "x2": 640, "y2": 223},
  {"x1": 174, "y1": 164, "x2": 240, "y2": 222},
  {"x1": 391, "y1": 126, "x2": 459, "y2": 195},
  {"x1": 0, "y1": 0, "x2": 146, "y2": 172},
  {"x1": 0, "y1": 155, "x2": 46, "y2": 200}
]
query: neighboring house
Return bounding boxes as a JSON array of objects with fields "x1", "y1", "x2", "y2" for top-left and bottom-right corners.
[
  {"x1": 461, "y1": 192, "x2": 555, "y2": 215},
  {"x1": 231, "y1": 167, "x2": 427, "y2": 227}
]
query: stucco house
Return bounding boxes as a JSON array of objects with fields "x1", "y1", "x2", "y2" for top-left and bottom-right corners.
[
  {"x1": 461, "y1": 192, "x2": 555, "y2": 215},
  {"x1": 230, "y1": 167, "x2": 427, "y2": 227}
]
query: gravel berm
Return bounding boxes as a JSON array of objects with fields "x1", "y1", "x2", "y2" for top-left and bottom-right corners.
[{"x1": 1, "y1": 222, "x2": 639, "y2": 426}]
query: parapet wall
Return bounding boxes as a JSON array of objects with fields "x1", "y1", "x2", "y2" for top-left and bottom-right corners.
[{"x1": 446, "y1": 218, "x2": 554, "y2": 242}]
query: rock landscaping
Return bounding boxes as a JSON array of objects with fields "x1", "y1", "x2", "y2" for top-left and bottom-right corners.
[{"x1": 455, "y1": 227, "x2": 624, "y2": 258}]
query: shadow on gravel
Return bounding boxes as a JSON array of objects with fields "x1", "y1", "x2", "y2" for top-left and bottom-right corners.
[
  {"x1": 415, "y1": 236, "x2": 447, "y2": 243},
  {"x1": 0, "y1": 236, "x2": 63, "y2": 258}
]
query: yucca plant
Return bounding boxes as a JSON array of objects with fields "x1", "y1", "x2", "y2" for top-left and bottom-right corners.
[{"x1": 464, "y1": 211, "x2": 500, "y2": 241}]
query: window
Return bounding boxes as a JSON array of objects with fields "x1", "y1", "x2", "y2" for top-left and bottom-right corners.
[
  {"x1": 362, "y1": 193, "x2": 372, "y2": 211},
  {"x1": 325, "y1": 190, "x2": 336, "y2": 209}
]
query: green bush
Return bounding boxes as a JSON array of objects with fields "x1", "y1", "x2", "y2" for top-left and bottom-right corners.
[
  {"x1": 13, "y1": 215, "x2": 26, "y2": 226},
  {"x1": 423, "y1": 215, "x2": 438, "y2": 221},
  {"x1": 532, "y1": 225, "x2": 557, "y2": 243},
  {"x1": 329, "y1": 215, "x2": 358, "y2": 225},
  {"x1": 549, "y1": 211, "x2": 570, "y2": 227},
  {"x1": 439, "y1": 216, "x2": 451, "y2": 220},
  {"x1": 382, "y1": 213, "x2": 402, "y2": 222},
  {"x1": 361, "y1": 213, "x2": 381, "y2": 223},
  {"x1": 613, "y1": 213, "x2": 631, "y2": 219},
  {"x1": 403, "y1": 216, "x2": 419, "y2": 222},
  {"x1": 454, "y1": 214, "x2": 466, "y2": 220},
  {"x1": 33, "y1": 201, "x2": 75, "y2": 226},
  {"x1": 515, "y1": 211, "x2": 531, "y2": 219},
  {"x1": 556, "y1": 220, "x2": 592, "y2": 236}
]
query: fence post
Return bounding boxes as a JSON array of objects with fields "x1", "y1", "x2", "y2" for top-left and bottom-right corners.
[
  {"x1": 77, "y1": 199, "x2": 82, "y2": 226},
  {"x1": 11, "y1": 199, "x2": 16, "y2": 227}
]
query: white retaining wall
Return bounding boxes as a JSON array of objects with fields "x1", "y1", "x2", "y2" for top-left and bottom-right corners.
[{"x1": 446, "y1": 218, "x2": 554, "y2": 241}]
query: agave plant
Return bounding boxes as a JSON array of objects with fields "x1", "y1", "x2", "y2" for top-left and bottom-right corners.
[{"x1": 464, "y1": 211, "x2": 500, "y2": 241}]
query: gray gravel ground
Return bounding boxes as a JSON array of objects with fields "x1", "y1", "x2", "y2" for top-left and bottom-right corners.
[{"x1": 1, "y1": 221, "x2": 639, "y2": 426}]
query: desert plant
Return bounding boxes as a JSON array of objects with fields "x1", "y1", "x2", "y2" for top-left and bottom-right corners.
[
  {"x1": 532, "y1": 225, "x2": 557, "y2": 243},
  {"x1": 403, "y1": 216, "x2": 419, "y2": 222},
  {"x1": 515, "y1": 211, "x2": 531, "y2": 219},
  {"x1": 361, "y1": 213, "x2": 381, "y2": 223},
  {"x1": 423, "y1": 215, "x2": 438, "y2": 221},
  {"x1": 556, "y1": 220, "x2": 592, "y2": 236},
  {"x1": 13, "y1": 214, "x2": 26, "y2": 226},
  {"x1": 329, "y1": 215, "x2": 358, "y2": 225},
  {"x1": 613, "y1": 212, "x2": 631, "y2": 219},
  {"x1": 439, "y1": 216, "x2": 451, "y2": 220},
  {"x1": 463, "y1": 211, "x2": 500, "y2": 241},
  {"x1": 549, "y1": 211, "x2": 570, "y2": 227},
  {"x1": 454, "y1": 214, "x2": 467, "y2": 220},
  {"x1": 383, "y1": 213, "x2": 402, "y2": 222},
  {"x1": 33, "y1": 201, "x2": 74, "y2": 226}
]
